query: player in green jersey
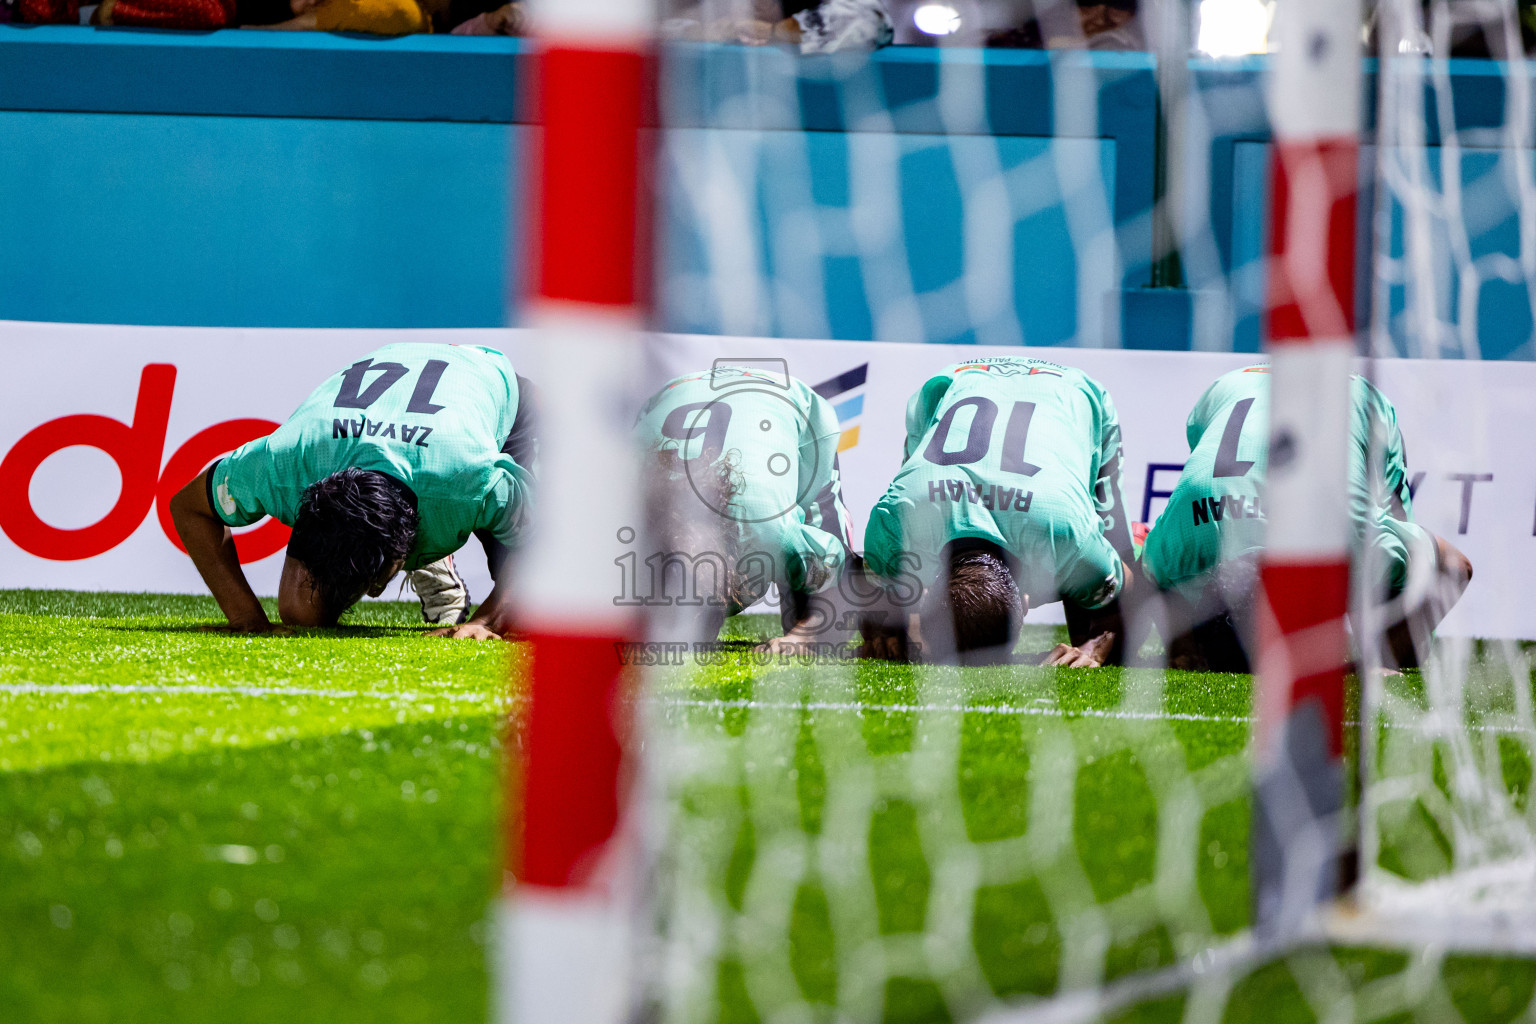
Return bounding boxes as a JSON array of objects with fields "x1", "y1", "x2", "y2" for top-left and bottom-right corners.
[
  {"x1": 1140, "y1": 365, "x2": 1472, "y2": 670},
  {"x1": 169, "y1": 343, "x2": 536, "y2": 637},
  {"x1": 862, "y1": 357, "x2": 1138, "y2": 665},
  {"x1": 634, "y1": 362, "x2": 854, "y2": 652}
]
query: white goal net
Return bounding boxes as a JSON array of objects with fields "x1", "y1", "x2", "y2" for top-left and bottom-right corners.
[{"x1": 533, "y1": 3, "x2": 1536, "y2": 1021}]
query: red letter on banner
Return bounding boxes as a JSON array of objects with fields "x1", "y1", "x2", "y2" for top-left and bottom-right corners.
[
  {"x1": 0, "y1": 364, "x2": 176, "y2": 561},
  {"x1": 155, "y1": 419, "x2": 290, "y2": 563}
]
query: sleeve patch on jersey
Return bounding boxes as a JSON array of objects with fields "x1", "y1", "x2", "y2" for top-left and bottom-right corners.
[
  {"x1": 1084, "y1": 571, "x2": 1121, "y2": 609},
  {"x1": 215, "y1": 480, "x2": 238, "y2": 518}
]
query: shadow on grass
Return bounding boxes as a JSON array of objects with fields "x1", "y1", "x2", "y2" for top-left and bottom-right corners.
[
  {"x1": 96, "y1": 625, "x2": 432, "y2": 638},
  {"x1": 0, "y1": 718, "x2": 503, "y2": 1024}
]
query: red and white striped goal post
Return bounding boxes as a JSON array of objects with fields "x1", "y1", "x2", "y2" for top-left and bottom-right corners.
[
  {"x1": 1252, "y1": 0, "x2": 1363, "y2": 936},
  {"x1": 500, "y1": 0, "x2": 654, "y2": 1020}
]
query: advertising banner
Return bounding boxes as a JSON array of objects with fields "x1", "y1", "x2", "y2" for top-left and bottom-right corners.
[
  {"x1": 0, "y1": 322, "x2": 513, "y2": 604},
  {"x1": 1, "y1": 321, "x2": 1526, "y2": 638}
]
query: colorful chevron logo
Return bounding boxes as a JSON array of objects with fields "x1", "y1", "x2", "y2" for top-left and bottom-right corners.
[{"x1": 813, "y1": 363, "x2": 869, "y2": 453}]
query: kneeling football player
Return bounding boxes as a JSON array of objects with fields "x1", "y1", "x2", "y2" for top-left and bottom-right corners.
[
  {"x1": 170, "y1": 342, "x2": 536, "y2": 637},
  {"x1": 635, "y1": 362, "x2": 854, "y2": 653},
  {"x1": 1140, "y1": 365, "x2": 1472, "y2": 671},
  {"x1": 862, "y1": 357, "x2": 1139, "y2": 666}
]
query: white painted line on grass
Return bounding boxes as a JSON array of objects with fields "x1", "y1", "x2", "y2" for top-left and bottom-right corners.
[
  {"x1": 3, "y1": 683, "x2": 1532, "y2": 736},
  {"x1": 657, "y1": 698, "x2": 1536, "y2": 735},
  {"x1": 658, "y1": 697, "x2": 1254, "y2": 726},
  {"x1": 0, "y1": 681, "x2": 496, "y2": 705}
]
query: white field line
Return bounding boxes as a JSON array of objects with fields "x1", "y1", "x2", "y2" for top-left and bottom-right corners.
[
  {"x1": 2, "y1": 682, "x2": 1532, "y2": 736},
  {"x1": 659, "y1": 697, "x2": 1253, "y2": 726},
  {"x1": 0, "y1": 681, "x2": 494, "y2": 705},
  {"x1": 659, "y1": 697, "x2": 1536, "y2": 735},
  {"x1": 6, "y1": 682, "x2": 1239, "y2": 725}
]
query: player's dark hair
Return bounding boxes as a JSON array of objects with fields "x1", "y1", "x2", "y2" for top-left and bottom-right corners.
[
  {"x1": 647, "y1": 449, "x2": 762, "y2": 610},
  {"x1": 287, "y1": 469, "x2": 419, "y2": 621},
  {"x1": 942, "y1": 543, "x2": 1022, "y2": 654}
]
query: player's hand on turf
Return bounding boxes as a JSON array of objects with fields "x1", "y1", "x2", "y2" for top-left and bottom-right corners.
[
  {"x1": 427, "y1": 623, "x2": 502, "y2": 640},
  {"x1": 756, "y1": 621, "x2": 829, "y2": 659},
  {"x1": 1042, "y1": 632, "x2": 1116, "y2": 668},
  {"x1": 1042, "y1": 643, "x2": 1081, "y2": 666},
  {"x1": 858, "y1": 613, "x2": 918, "y2": 662},
  {"x1": 756, "y1": 634, "x2": 816, "y2": 658}
]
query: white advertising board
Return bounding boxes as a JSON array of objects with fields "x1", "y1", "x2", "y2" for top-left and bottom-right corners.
[{"x1": 1, "y1": 321, "x2": 1527, "y2": 638}]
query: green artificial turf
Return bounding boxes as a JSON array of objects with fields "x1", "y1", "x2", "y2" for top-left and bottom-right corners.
[
  {"x1": 0, "y1": 591, "x2": 507, "y2": 1024},
  {"x1": 3, "y1": 590, "x2": 1534, "y2": 1023}
]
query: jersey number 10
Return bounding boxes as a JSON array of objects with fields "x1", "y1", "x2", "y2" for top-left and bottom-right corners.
[{"x1": 924, "y1": 398, "x2": 1042, "y2": 476}]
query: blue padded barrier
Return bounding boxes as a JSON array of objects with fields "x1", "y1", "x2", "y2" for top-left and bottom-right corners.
[
  {"x1": 9, "y1": 29, "x2": 1525, "y2": 357},
  {"x1": 0, "y1": 28, "x2": 1157, "y2": 345},
  {"x1": 0, "y1": 26, "x2": 525, "y2": 122},
  {"x1": 1187, "y1": 57, "x2": 1536, "y2": 359},
  {"x1": 658, "y1": 45, "x2": 1157, "y2": 346}
]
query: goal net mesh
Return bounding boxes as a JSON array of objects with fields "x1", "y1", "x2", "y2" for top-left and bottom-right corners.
[
  {"x1": 612, "y1": 6, "x2": 1536, "y2": 1020},
  {"x1": 1353, "y1": 0, "x2": 1536, "y2": 951}
]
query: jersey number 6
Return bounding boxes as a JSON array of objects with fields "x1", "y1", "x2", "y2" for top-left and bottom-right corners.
[{"x1": 658, "y1": 401, "x2": 733, "y2": 472}]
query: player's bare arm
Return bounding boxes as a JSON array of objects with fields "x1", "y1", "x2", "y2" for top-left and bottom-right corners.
[
  {"x1": 859, "y1": 609, "x2": 923, "y2": 662},
  {"x1": 757, "y1": 554, "x2": 854, "y2": 658},
  {"x1": 1385, "y1": 534, "x2": 1474, "y2": 668},
  {"x1": 427, "y1": 577, "x2": 512, "y2": 640},
  {"x1": 170, "y1": 470, "x2": 275, "y2": 632},
  {"x1": 758, "y1": 618, "x2": 823, "y2": 657},
  {"x1": 1042, "y1": 559, "x2": 1135, "y2": 668},
  {"x1": 1042, "y1": 631, "x2": 1117, "y2": 669}
]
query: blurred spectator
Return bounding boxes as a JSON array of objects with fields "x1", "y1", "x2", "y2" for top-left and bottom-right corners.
[
  {"x1": 661, "y1": 0, "x2": 793, "y2": 43},
  {"x1": 791, "y1": 0, "x2": 893, "y2": 52},
  {"x1": 235, "y1": 0, "x2": 292, "y2": 23},
  {"x1": 93, "y1": 0, "x2": 234, "y2": 28},
  {"x1": 1366, "y1": 0, "x2": 1536, "y2": 58},
  {"x1": 450, "y1": 0, "x2": 521, "y2": 35},
  {"x1": 661, "y1": 0, "x2": 892, "y2": 52},
  {"x1": 242, "y1": 0, "x2": 423, "y2": 33},
  {"x1": 986, "y1": 0, "x2": 1143, "y2": 51},
  {"x1": 418, "y1": 0, "x2": 493, "y2": 34},
  {"x1": 15, "y1": 0, "x2": 77, "y2": 21}
]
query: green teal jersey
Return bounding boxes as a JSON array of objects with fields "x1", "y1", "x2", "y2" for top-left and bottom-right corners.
[
  {"x1": 864, "y1": 358, "x2": 1133, "y2": 609},
  {"x1": 635, "y1": 366, "x2": 853, "y2": 595},
  {"x1": 1141, "y1": 365, "x2": 1433, "y2": 599},
  {"x1": 209, "y1": 343, "x2": 534, "y2": 570}
]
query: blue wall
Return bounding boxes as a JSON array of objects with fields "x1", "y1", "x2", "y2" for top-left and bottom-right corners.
[
  {"x1": 657, "y1": 45, "x2": 1156, "y2": 347},
  {"x1": 0, "y1": 29, "x2": 1156, "y2": 346},
  {"x1": 2, "y1": 28, "x2": 1531, "y2": 357},
  {"x1": 0, "y1": 29, "x2": 525, "y2": 329},
  {"x1": 1186, "y1": 56, "x2": 1536, "y2": 360},
  {"x1": 0, "y1": 111, "x2": 519, "y2": 328}
]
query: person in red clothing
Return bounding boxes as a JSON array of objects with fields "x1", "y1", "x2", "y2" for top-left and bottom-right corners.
[{"x1": 92, "y1": 0, "x2": 234, "y2": 28}]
